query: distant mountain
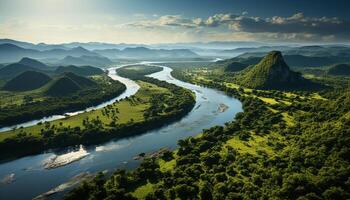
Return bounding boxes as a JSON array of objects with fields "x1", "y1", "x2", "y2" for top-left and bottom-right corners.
[
  {"x1": 214, "y1": 59, "x2": 248, "y2": 72},
  {"x1": 45, "y1": 72, "x2": 96, "y2": 96},
  {"x1": 327, "y1": 64, "x2": 350, "y2": 76},
  {"x1": 228, "y1": 45, "x2": 350, "y2": 67},
  {"x1": 17, "y1": 57, "x2": 48, "y2": 69},
  {"x1": 0, "y1": 44, "x2": 98, "y2": 63},
  {"x1": 2, "y1": 71, "x2": 51, "y2": 91},
  {"x1": 94, "y1": 47, "x2": 199, "y2": 59},
  {"x1": 0, "y1": 44, "x2": 39, "y2": 63},
  {"x1": 59, "y1": 55, "x2": 113, "y2": 66},
  {"x1": 236, "y1": 51, "x2": 318, "y2": 90},
  {"x1": 0, "y1": 63, "x2": 38, "y2": 79},
  {"x1": 54, "y1": 65, "x2": 104, "y2": 76}
]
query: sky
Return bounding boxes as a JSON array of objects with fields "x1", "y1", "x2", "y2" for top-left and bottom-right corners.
[{"x1": 0, "y1": 0, "x2": 349, "y2": 44}]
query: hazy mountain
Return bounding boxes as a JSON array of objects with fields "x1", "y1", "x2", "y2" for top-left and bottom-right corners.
[
  {"x1": 0, "y1": 63, "x2": 39, "y2": 79},
  {"x1": 17, "y1": 57, "x2": 48, "y2": 69},
  {"x1": 0, "y1": 44, "x2": 99, "y2": 63},
  {"x1": 236, "y1": 51, "x2": 316, "y2": 90},
  {"x1": 2, "y1": 71, "x2": 51, "y2": 91},
  {"x1": 95, "y1": 47, "x2": 199, "y2": 59},
  {"x1": 327, "y1": 64, "x2": 350, "y2": 76},
  {"x1": 54, "y1": 65, "x2": 104, "y2": 76},
  {"x1": 0, "y1": 44, "x2": 39, "y2": 63},
  {"x1": 214, "y1": 59, "x2": 248, "y2": 72},
  {"x1": 59, "y1": 55, "x2": 113, "y2": 66}
]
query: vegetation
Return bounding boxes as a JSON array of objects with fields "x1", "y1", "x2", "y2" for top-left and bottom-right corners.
[
  {"x1": 0, "y1": 73, "x2": 125, "y2": 127},
  {"x1": 327, "y1": 64, "x2": 350, "y2": 76},
  {"x1": 2, "y1": 71, "x2": 51, "y2": 91},
  {"x1": 54, "y1": 65, "x2": 104, "y2": 76},
  {"x1": 236, "y1": 51, "x2": 320, "y2": 90},
  {"x1": 0, "y1": 68, "x2": 195, "y2": 160},
  {"x1": 65, "y1": 62, "x2": 350, "y2": 200},
  {"x1": 116, "y1": 65, "x2": 163, "y2": 80}
]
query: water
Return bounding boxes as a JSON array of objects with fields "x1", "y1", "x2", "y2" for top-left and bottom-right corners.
[
  {"x1": 0, "y1": 65, "x2": 242, "y2": 200},
  {"x1": 0, "y1": 66, "x2": 140, "y2": 132}
]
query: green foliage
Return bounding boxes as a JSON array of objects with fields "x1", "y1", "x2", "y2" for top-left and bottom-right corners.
[
  {"x1": 54, "y1": 65, "x2": 104, "y2": 76},
  {"x1": 2, "y1": 71, "x2": 51, "y2": 91},
  {"x1": 327, "y1": 64, "x2": 350, "y2": 76},
  {"x1": 116, "y1": 65, "x2": 163, "y2": 80},
  {"x1": 66, "y1": 66, "x2": 350, "y2": 199}
]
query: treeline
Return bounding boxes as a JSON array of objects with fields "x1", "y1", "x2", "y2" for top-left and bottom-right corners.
[
  {"x1": 0, "y1": 79, "x2": 126, "y2": 127},
  {"x1": 66, "y1": 69, "x2": 350, "y2": 199},
  {"x1": 116, "y1": 65, "x2": 163, "y2": 80},
  {"x1": 0, "y1": 77, "x2": 195, "y2": 161}
]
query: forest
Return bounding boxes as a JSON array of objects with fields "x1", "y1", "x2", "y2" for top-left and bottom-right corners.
[{"x1": 65, "y1": 65, "x2": 350, "y2": 200}]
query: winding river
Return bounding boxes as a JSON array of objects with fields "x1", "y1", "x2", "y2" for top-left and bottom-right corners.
[{"x1": 0, "y1": 64, "x2": 242, "y2": 200}]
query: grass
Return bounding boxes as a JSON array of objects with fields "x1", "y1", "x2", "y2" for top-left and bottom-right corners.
[
  {"x1": 131, "y1": 181, "x2": 154, "y2": 199},
  {"x1": 281, "y1": 112, "x2": 295, "y2": 126},
  {"x1": 222, "y1": 131, "x2": 276, "y2": 156},
  {"x1": 159, "y1": 159, "x2": 176, "y2": 172},
  {"x1": 0, "y1": 81, "x2": 172, "y2": 142}
]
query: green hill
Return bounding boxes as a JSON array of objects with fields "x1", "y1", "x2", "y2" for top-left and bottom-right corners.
[
  {"x1": 0, "y1": 63, "x2": 38, "y2": 79},
  {"x1": 237, "y1": 51, "x2": 317, "y2": 90},
  {"x1": 2, "y1": 71, "x2": 51, "y2": 91},
  {"x1": 45, "y1": 72, "x2": 97, "y2": 96},
  {"x1": 45, "y1": 76, "x2": 81, "y2": 96},
  {"x1": 64, "y1": 72, "x2": 97, "y2": 87},
  {"x1": 221, "y1": 61, "x2": 248, "y2": 72},
  {"x1": 327, "y1": 64, "x2": 350, "y2": 76},
  {"x1": 54, "y1": 65, "x2": 104, "y2": 76}
]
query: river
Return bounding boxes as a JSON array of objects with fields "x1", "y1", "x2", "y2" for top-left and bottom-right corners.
[{"x1": 0, "y1": 64, "x2": 242, "y2": 200}]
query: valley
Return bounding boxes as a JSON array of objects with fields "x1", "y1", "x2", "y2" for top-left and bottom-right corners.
[{"x1": 1, "y1": 2, "x2": 350, "y2": 198}]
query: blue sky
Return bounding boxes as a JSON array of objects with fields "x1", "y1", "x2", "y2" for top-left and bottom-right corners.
[{"x1": 0, "y1": 0, "x2": 349, "y2": 44}]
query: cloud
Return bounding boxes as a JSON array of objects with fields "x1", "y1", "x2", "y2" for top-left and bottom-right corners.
[{"x1": 128, "y1": 12, "x2": 350, "y2": 42}]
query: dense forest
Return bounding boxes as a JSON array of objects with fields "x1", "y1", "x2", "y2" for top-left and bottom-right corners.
[{"x1": 65, "y1": 65, "x2": 350, "y2": 200}]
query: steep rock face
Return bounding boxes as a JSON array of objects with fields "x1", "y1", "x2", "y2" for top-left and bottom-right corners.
[{"x1": 238, "y1": 51, "x2": 308, "y2": 89}]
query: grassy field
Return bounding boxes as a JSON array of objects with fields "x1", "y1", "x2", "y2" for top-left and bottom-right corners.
[{"x1": 0, "y1": 81, "x2": 171, "y2": 142}]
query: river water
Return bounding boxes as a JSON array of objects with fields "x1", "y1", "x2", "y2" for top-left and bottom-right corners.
[{"x1": 0, "y1": 65, "x2": 242, "y2": 200}]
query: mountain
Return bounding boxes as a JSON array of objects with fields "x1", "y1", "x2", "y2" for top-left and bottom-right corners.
[
  {"x1": 0, "y1": 44, "x2": 39, "y2": 63},
  {"x1": 45, "y1": 76, "x2": 81, "y2": 96},
  {"x1": 327, "y1": 64, "x2": 350, "y2": 76},
  {"x1": 17, "y1": 57, "x2": 48, "y2": 69},
  {"x1": 0, "y1": 63, "x2": 38, "y2": 79},
  {"x1": 63, "y1": 72, "x2": 97, "y2": 87},
  {"x1": 59, "y1": 55, "x2": 113, "y2": 66},
  {"x1": 2, "y1": 71, "x2": 51, "y2": 91},
  {"x1": 236, "y1": 51, "x2": 316, "y2": 90},
  {"x1": 0, "y1": 44, "x2": 99, "y2": 63},
  {"x1": 54, "y1": 65, "x2": 104, "y2": 76},
  {"x1": 214, "y1": 59, "x2": 248, "y2": 72},
  {"x1": 45, "y1": 73, "x2": 96, "y2": 96},
  {"x1": 94, "y1": 47, "x2": 199, "y2": 59}
]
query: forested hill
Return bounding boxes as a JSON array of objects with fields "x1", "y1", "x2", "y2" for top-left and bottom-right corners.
[{"x1": 236, "y1": 51, "x2": 320, "y2": 90}]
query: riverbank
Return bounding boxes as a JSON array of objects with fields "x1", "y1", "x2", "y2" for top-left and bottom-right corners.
[
  {"x1": 0, "y1": 74, "x2": 126, "y2": 128},
  {"x1": 0, "y1": 64, "x2": 243, "y2": 200},
  {"x1": 0, "y1": 76, "x2": 195, "y2": 162}
]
